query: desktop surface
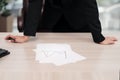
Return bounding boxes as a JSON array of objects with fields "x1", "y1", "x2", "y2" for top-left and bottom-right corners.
[{"x1": 0, "y1": 32, "x2": 120, "y2": 80}]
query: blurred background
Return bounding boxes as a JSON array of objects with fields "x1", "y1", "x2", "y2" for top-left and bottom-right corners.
[{"x1": 0, "y1": 0, "x2": 120, "y2": 32}]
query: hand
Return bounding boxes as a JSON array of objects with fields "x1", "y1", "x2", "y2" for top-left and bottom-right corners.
[
  {"x1": 99, "y1": 37, "x2": 117, "y2": 45},
  {"x1": 5, "y1": 35, "x2": 30, "y2": 43}
]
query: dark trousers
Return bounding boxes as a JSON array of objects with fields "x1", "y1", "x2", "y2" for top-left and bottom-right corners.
[
  {"x1": 39, "y1": 15, "x2": 90, "y2": 32},
  {"x1": 52, "y1": 15, "x2": 74, "y2": 32},
  {"x1": 53, "y1": 15, "x2": 90, "y2": 32}
]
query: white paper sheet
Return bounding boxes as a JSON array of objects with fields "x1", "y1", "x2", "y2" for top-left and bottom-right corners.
[{"x1": 34, "y1": 43, "x2": 86, "y2": 66}]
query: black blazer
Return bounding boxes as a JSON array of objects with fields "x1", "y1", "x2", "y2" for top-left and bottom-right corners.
[{"x1": 24, "y1": 0, "x2": 105, "y2": 43}]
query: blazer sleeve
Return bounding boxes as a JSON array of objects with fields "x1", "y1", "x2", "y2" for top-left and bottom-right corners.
[
  {"x1": 89, "y1": 20, "x2": 105, "y2": 43},
  {"x1": 24, "y1": 0, "x2": 43, "y2": 36},
  {"x1": 83, "y1": 0, "x2": 105, "y2": 43}
]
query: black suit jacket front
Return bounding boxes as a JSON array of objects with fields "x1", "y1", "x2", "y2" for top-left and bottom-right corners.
[{"x1": 24, "y1": 0, "x2": 105, "y2": 43}]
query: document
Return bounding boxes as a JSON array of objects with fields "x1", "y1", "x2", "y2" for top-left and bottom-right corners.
[{"x1": 34, "y1": 43, "x2": 86, "y2": 66}]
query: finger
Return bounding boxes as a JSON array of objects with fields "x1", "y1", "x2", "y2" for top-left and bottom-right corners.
[
  {"x1": 108, "y1": 41, "x2": 115, "y2": 44},
  {"x1": 107, "y1": 37, "x2": 118, "y2": 41},
  {"x1": 11, "y1": 39, "x2": 16, "y2": 43},
  {"x1": 13, "y1": 38, "x2": 24, "y2": 43},
  {"x1": 112, "y1": 37, "x2": 117, "y2": 41},
  {"x1": 100, "y1": 40, "x2": 115, "y2": 45},
  {"x1": 5, "y1": 35, "x2": 11, "y2": 40},
  {"x1": 9, "y1": 35, "x2": 16, "y2": 39},
  {"x1": 7, "y1": 40, "x2": 12, "y2": 43},
  {"x1": 5, "y1": 35, "x2": 16, "y2": 40}
]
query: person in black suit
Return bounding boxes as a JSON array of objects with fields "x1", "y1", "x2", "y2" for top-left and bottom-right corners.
[{"x1": 5, "y1": 0, "x2": 117, "y2": 44}]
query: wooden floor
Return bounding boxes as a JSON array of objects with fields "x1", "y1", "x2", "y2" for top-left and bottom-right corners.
[{"x1": 0, "y1": 32, "x2": 120, "y2": 80}]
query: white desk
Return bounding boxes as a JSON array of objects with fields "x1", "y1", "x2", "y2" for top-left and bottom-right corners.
[{"x1": 0, "y1": 32, "x2": 120, "y2": 80}]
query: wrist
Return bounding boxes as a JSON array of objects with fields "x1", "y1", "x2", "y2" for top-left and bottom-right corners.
[
  {"x1": 24, "y1": 35, "x2": 30, "y2": 39},
  {"x1": 24, "y1": 35, "x2": 36, "y2": 40}
]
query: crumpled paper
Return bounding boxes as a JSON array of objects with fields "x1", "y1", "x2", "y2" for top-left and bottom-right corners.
[{"x1": 34, "y1": 43, "x2": 86, "y2": 66}]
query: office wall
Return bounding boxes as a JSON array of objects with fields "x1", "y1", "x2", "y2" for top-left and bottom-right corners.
[{"x1": 97, "y1": 0, "x2": 120, "y2": 31}]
